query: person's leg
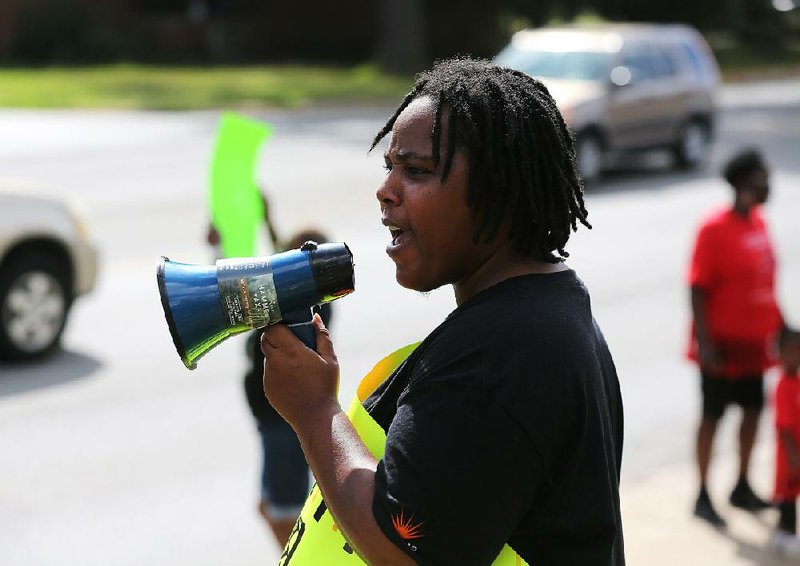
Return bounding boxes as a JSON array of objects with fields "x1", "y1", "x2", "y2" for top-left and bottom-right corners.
[
  {"x1": 729, "y1": 376, "x2": 771, "y2": 511},
  {"x1": 768, "y1": 500, "x2": 800, "y2": 557},
  {"x1": 778, "y1": 500, "x2": 797, "y2": 534},
  {"x1": 258, "y1": 499, "x2": 297, "y2": 548},
  {"x1": 737, "y1": 406, "x2": 761, "y2": 479},
  {"x1": 695, "y1": 415, "x2": 726, "y2": 526},
  {"x1": 695, "y1": 372, "x2": 726, "y2": 526},
  {"x1": 736, "y1": 375, "x2": 765, "y2": 480},
  {"x1": 697, "y1": 415, "x2": 720, "y2": 487},
  {"x1": 259, "y1": 419, "x2": 311, "y2": 548}
]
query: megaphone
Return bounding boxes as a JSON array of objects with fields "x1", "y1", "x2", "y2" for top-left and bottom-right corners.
[{"x1": 157, "y1": 241, "x2": 354, "y2": 369}]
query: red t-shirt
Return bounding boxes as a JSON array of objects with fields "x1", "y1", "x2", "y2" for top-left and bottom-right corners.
[
  {"x1": 687, "y1": 206, "x2": 781, "y2": 377},
  {"x1": 774, "y1": 373, "x2": 800, "y2": 499}
]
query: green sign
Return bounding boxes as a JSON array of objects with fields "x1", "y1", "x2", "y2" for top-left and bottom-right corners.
[{"x1": 209, "y1": 112, "x2": 273, "y2": 258}]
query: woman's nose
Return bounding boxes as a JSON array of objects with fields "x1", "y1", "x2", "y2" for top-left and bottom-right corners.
[{"x1": 376, "y1": 173, "x2": 400, "y2": 207}]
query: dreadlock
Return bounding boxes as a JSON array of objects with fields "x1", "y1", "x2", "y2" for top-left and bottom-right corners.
[{"x1": 370, "y1": 56, "x2": 591, "y2": 263}]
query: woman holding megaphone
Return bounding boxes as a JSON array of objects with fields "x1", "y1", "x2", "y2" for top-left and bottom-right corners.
[{"x1": 260, "y1": 58, "x2": 625, "y2": 566}]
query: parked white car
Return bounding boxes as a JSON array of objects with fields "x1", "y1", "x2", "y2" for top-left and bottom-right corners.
[{"x1": 0, "y1": 185, "x2": 98, "y2": 360}]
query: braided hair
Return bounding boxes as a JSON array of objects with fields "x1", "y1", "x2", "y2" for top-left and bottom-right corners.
[{"x1": 371, "y1": 57, "x2": 590, "y2": 263}]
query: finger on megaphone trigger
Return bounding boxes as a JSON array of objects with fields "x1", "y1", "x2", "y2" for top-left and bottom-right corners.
[
  {"x1": 312, "y1": 313, "x2": 335, "y2": 360},
  {"x1": 312, "y1": 312, "x2": 326, "y2": 332},
  {"x1": 260, "y1": 325, "x2": 284, "y2": 351}
]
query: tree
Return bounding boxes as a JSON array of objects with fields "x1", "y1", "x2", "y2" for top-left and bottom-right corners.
[{"x1": 379, "y1": 0, "x2": 426, "y2": 74}]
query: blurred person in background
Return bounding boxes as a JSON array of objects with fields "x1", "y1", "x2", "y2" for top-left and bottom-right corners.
[
  {"x1": 208, "y1": 194, "x2": 331, "y2": 547},
  {"x1": 244, "y1": 224, "x2": 332, "y2": 547},
  {"x1": 688, "y1": 148, "x2": 784, "y2": 528},
  {"x1": 260, "y1": 57, "x2": 624, "y2": 565},
  {"x1": 769, "y1": 326, "x2": 800, "y2": 557}
]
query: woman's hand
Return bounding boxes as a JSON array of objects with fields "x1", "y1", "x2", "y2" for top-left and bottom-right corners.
[{"x1": 261, "y1": 313, "x2": 341, "y2": 429}]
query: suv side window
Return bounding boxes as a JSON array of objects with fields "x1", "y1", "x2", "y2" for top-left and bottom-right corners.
[
  {"x1": 646, "y1": 44, "x2": 678, "y2": 79},
  {"x1": 621, "y1": 45, "x2": 653, "y2": 84},
  {"x1": 622, "y1": 42, "x2": 678, "y2": 84},
  {"x1": 679, "y1": 40, "x2": 711, "y2": 80}
]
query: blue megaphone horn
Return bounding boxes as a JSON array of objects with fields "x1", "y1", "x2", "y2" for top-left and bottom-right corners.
[{"x1": 157, "y1": 241, "x2": 354, "y2": 369}]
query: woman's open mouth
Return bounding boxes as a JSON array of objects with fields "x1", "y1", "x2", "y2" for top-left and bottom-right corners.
[
  {"x1": 389, "y1": 226, "x2": 404, "y2": 245},
  {"x1": 386, "y1": 225, "x2": 409, "y2": 253}
]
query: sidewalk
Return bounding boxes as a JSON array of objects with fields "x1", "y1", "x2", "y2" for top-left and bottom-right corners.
[{"x1": 622, "y1": 440, "x2": 796, "y2": 565}]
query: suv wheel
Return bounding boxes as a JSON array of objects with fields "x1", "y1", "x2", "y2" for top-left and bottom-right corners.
[
  {"x1": 674, "y1": 120, "x2": 711, "y2": 169},
  {"x1": 576, "y1": 133, "x2": 604, "y2": 185},
  {"x1": 0, "y1": 253, "x2": 71, "y2": 360}
]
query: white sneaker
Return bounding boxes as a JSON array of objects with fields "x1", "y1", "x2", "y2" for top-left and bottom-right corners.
[{"x1": 768, "y1": 530, "x2": 800, "y2": 559}]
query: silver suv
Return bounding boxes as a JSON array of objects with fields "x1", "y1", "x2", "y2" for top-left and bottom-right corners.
[
  {"x1": 494, "y1": 23, "x2": 721, "y2": 182},
  {"x1": 0, "y1": 185, "x2": 98, "y2": 360}
]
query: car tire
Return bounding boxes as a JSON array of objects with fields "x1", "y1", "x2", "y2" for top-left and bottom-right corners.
[
  {"x1": 674, "y1": 120, "x2": 711, "y2": 169},
  {"x1": 576, "y1": 133, "x2": 604, "y2": 185},
  {"x1": 0, "y1": 252, "x2": 71, "y2": 360}
]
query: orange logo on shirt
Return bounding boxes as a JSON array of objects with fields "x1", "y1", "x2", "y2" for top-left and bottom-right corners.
[{"x1": 391, "y1": 508, "x2": 423, "y2": 540}]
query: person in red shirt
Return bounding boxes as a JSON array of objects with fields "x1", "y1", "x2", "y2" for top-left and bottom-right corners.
[
  {"x1": 769, "y1": 327, "x2": 800, "y2": 557},
  {"x1": 688, "y1": 148, "x2": 783, "y2": 527}
]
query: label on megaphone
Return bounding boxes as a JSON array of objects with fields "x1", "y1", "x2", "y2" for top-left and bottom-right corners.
[{"x1": 217, "y1": 257, "x2": 282, "y2": 329}]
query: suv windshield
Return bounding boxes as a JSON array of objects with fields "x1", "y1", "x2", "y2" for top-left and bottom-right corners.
[{"x1": 495, "y1": 47, "x2": 612, "y2": 81}]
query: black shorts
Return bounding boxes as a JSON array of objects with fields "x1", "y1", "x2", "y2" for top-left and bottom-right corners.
[
  {"x1": 257, "y1": 419, "x2": 310, "y2": 519},
  {"x1": 701, "y1": 371, "x2": 764, "y2": 418}
]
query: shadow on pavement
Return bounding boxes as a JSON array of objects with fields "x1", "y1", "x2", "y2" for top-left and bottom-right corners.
[
  {"x1": 716, "y1": 511, "x2": 796, "y2": 565},
  {"x1": 727, "y1": 533, "x2": 796, "y2": 566},
  {"x1": 0, "y1": 349, "x2": 102, "y2": 396},
  {"x1": 584, "y1": 150, "x2": 716, "y2": 196}
]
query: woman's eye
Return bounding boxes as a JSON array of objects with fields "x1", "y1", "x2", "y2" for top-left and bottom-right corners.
[
  {"x1": 382, "y1": 162, "x2": 429, "y2": 176},
  {"x1": 406, "y1": 166, "x2": 430, "y2": 175}
]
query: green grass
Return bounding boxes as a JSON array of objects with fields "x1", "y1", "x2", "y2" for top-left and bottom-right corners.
[
  {"x1": 710, "y1": 40, "x2": 800, "y2": 82},
  {"x1": 1, "y1": 36, "x2": 799, "y2": 110},
  {"x1": 0, "y1": 63, "x2": 414, "y2": 110}
]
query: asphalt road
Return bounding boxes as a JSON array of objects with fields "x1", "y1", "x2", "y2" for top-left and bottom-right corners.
[{"x1": 1, "y1": 78, "x2": 799, "y2": 565}]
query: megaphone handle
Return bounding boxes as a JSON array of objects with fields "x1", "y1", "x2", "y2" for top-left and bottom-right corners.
[{"x1": 282, "y1": 308, "x2": 317, "y2": 351}]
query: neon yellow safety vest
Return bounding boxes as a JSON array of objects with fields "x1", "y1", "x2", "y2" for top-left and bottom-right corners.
[{"x1": 277, "y1": 343, "x2": 529, "y2": 566}]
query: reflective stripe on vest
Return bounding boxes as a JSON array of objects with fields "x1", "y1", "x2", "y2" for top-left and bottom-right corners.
[{"x1": 277, "y1": 343, "x2": 528, "y2": 566}]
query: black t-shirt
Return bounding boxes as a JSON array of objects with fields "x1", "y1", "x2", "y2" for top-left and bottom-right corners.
[{"x1": 365, "y1": 270, "x2": 625, "y2": 566}]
